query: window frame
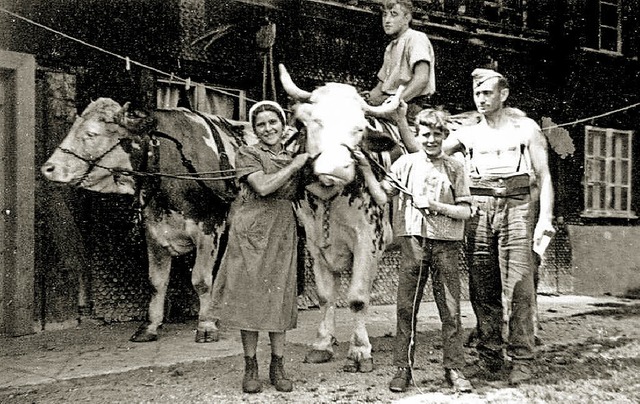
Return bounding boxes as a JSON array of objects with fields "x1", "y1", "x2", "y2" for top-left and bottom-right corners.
[
  {"x1": 585, "y1": 0, "x2": 623, "y2": 55},
  {"x1": 582, "y1": 125, "x2": 636, "y2": 219}
]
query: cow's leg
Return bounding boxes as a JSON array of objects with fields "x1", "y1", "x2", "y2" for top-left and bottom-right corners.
[
  {"x1": 304, "y1": 265, "x2": 338, "y2": 363},
  {"x1": 191, "y1": 228, "x2": 223, "y2": 343},
  {"x1": 344, "y1": 305, "x2": 374, "y2": 373},
  {"x1": 344, "y1": 248, "x2": 378, "y2": 372},
  {"x1": 130, "y1": 242, "x2": 172, "y2": 342}
]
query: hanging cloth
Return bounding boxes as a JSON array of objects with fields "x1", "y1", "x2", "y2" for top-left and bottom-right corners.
[{"x1": 256, "y1": 20, "x2": 277, "y2": 102}]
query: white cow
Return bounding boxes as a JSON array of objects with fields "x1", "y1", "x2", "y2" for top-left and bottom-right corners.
[{"x1": 280, "y1": 64, "x2": 400, "y2": 372}]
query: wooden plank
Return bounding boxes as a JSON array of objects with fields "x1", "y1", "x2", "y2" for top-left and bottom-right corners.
[
  {"x1": 0, "y1": 72, "x2": 6, "y2": 332},
  {"x1": 0, "y1": 50, "x2": 36, "y2": 336}
]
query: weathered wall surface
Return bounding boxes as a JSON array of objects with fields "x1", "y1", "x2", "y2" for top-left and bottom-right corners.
[
  {"x1": 568, "y1": 225, "x2": 640, "y2": 297},
  {"x1": 3, "y1": 0, "x2": 640, "y2": 326}
]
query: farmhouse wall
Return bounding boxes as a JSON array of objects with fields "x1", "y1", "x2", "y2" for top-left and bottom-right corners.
[{"x1": 2, "y1": 0, "x2": 639, "y2": 327}]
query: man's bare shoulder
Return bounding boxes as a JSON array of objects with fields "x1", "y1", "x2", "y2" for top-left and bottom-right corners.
[{"x1": 505, "y1": 108, "x2": 541, "y2": 132}]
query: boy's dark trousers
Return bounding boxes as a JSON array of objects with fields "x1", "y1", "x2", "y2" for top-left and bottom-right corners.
[{"x1": 393, "y1": 236, "x2": 465, "y2": 369}]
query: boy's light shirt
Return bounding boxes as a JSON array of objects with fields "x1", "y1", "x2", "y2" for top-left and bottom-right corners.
[{"x1": 390, "y1": 150, "x2": 467, "y2": 241}]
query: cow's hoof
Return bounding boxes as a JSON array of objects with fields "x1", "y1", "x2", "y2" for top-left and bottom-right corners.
[
  {"x1": 358, "y1": 357, "x2": 374, "y2": 373},
  {"x1": 195, "y1": 329, "x2": 219, "y2": 343},
  {"x1": 130, "y1": 329, "x2": 158, "y2": 343},
  {"x1": 349, "y1": 300, "x2": 365, "y2": 312},
  {"x1": 304, "y1": 350, "x2": 333, "y2": 364},
  {"x1": 343, "y1": 358, "x2": 359, "y2": 373}
]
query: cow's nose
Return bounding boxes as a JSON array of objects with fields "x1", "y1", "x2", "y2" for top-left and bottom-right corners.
[
  {"x1": 41, "y1": 163, "x2": 55, "y2": 178},
  {"x1": 318, "y1": 174, "x2": 336, "y2": 187}
]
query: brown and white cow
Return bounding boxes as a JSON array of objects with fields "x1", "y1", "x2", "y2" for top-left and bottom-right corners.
[
  {"x1": 279, "y1": 64, "x2": 400, "y2": 372},
  {"x1": 41, "y1": 98, "x2": 254, "y2": 343}
]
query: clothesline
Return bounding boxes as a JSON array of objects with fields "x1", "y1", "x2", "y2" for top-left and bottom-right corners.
[
  {"x1": 542, "y1": 102, "x2": 640, "y2": 131},
  {"x1": 1, "y1": 6, "x2": 638, "y2": 130},
  {"x1": 0, "y1": 6, "x2": 262, "y2": 107}
]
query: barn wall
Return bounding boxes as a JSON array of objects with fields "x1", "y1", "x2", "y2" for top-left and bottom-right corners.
[
  {"x1": 3, "y1": 0, "x2": 640, "y2": 326},
  {"x1": 568, "y1": 225, "x2": 640, "y2": 297}
]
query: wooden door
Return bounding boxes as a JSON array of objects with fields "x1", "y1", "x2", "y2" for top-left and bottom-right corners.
[{"x1": 0, "y1": 50, "x2": 36, "y2": 336}]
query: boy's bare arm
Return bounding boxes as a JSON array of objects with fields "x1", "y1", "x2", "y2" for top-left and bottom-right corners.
[
  {"x1": 353, "y1": 150, "x2": 388, "y2": 206},
  {"x1": 426, "y1": 200, "x2": 473, "y2": 220},
  {"x1": 400, "y1": 61, "x2": 430, "y2": 103}
]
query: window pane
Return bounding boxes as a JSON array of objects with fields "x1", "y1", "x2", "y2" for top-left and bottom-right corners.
[
  {"x1": 614, "y1": 132, "x2": 629, "y2": 157},
  {"x1": 587, "y1": 128, "x2": 607, "y2": 156},
  {"x1": 587, "y1": 159, "x2": 601, "y2": 181},
  {"x1": 587, "y1": 134, "x2": 594, "y2": 154},
  {"x1": 601, "y1": 3, "x2": 619, "y2": 27},
  {"x1": 613, "y1": 186, "x2": 620, "y2": 210},
  {"x1": 621, "y1": 189, "x2": 628, "y2": 210},
  {"x1": 600, "y1": 133, "x2": 608, "y2": 155},
  {"x1": 601, "y1": 27, "x2": 619, "y2": 52},
  {"x1": 611, "y1": 160, "x2": 616, "y2": 183},
  {"x1": 620, "y1": 160, "x2": 629, "y2": 184},
  {"x1": 586, "y1": 185, "x2": 593, "y2": 208}
]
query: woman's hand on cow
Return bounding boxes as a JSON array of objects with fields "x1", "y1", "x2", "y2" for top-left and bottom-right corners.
[
  {"x1": 352, "y1": 150, "x2": 371, "y2": 169},
  {"x1": 291, "y1": 153, "x2": 310, "y2": 169}
]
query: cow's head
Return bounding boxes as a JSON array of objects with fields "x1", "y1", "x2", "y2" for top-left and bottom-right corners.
[
  {"x1": 279, "y1": 64, "x2": 401, "y2": 187},
  {"x1": 41, "y1": 98, "x2": 154, "y2": 194}
]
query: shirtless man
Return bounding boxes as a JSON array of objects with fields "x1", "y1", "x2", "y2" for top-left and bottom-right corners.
[{"x1": 443, "y1": 68, "x2": 555, "y2": 385}]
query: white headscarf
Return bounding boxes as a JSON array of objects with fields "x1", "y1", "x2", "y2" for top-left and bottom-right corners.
[{"x1": 248, "y1": 100, "x2": 287, "y2": 131}]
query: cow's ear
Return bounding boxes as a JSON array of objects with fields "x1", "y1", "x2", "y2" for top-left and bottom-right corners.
[
  {"x1": 117, "y1": 103, "x2": 155, "y2": 134},
  {"x1": 293, "y1": 104, "x2": 313, "y2": 126}
]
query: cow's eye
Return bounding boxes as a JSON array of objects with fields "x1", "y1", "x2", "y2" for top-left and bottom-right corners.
[{"x1": 85, "y1": 132, "x2": 98, "y2": 138}]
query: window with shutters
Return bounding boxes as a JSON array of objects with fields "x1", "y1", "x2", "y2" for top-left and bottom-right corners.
[
  {"x1": 156, "y1": 79, "x2": 247, "y2": 121},
  {"x1": 583, "y1": 126, "x2": 636, "y2": 218}
]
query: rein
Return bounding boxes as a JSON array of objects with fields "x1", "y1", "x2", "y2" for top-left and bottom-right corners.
[
  {"x1": 341, "y1": 143, "x2": 438, "y2": 217},
  {"x1": 56, "y1": 139, "x2": 238, "y2": 182},
  {"x1": 59, "y1": 139, "x2": 127, "y2": 188},
  {"x1": 56, "y1": 128, "x2": 238, "y2": 208}
]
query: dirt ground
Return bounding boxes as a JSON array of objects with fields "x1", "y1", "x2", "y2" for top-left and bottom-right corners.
[{"x1": 2, "y1": 302, "x2": 640, "y2": 404}]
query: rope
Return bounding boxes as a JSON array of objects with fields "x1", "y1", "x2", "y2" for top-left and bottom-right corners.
[
  {"x1": 542, "y1": 102, "x2": 640, "y2": 131},
  {"x1": 0, "y1": 7, "x2": 261, "y2": 107},
  {"x1": 3, "y1": 7, "x2": 637, "y2": 131},
  {"x1": 57, "y1": 146, "x2": 237, "y2": 181}
]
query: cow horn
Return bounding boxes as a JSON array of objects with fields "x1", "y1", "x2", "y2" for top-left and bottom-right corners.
[
  {"x1": 115, "y1": 102, "x2": 131, "y2": 126},
  {"x1": 362, "y1": 85, "x2": 406, "y2": 117},
  {"x1": 279, "y1": 64, "x2": 312, "y2": 101}
]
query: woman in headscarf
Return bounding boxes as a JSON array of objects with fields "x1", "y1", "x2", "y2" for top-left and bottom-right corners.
[{"x1": 211, "y1": 101, "x2": 309, "y2": 394}]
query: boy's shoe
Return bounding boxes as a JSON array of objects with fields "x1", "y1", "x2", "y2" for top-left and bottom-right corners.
[
  {"x1": 467, "y1": 358, "x2": 507, "y2": 381},
  {"x1": 508, "y1": 362, "x2": 533, "y2": 385},
  {"x1": 445, "y1": 368, "x2": 473, "y2": 393},
  {"x1": 389, "y1": 367, "x2": 412, "y2": 392}
]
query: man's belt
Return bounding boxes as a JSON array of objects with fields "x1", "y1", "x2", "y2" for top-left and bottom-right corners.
[{"x1": 470, "y1": 173, "x2": 531, "y2": 197}]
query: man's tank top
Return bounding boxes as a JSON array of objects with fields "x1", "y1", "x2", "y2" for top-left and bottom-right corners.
[{"x1": 456, "y1": 113, "x2": 533, "y2": 178}]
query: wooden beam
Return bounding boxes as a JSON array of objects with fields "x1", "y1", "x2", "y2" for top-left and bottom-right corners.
[{"x1": 0, "y1": 50, "x2": 36, "y2": 336}]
